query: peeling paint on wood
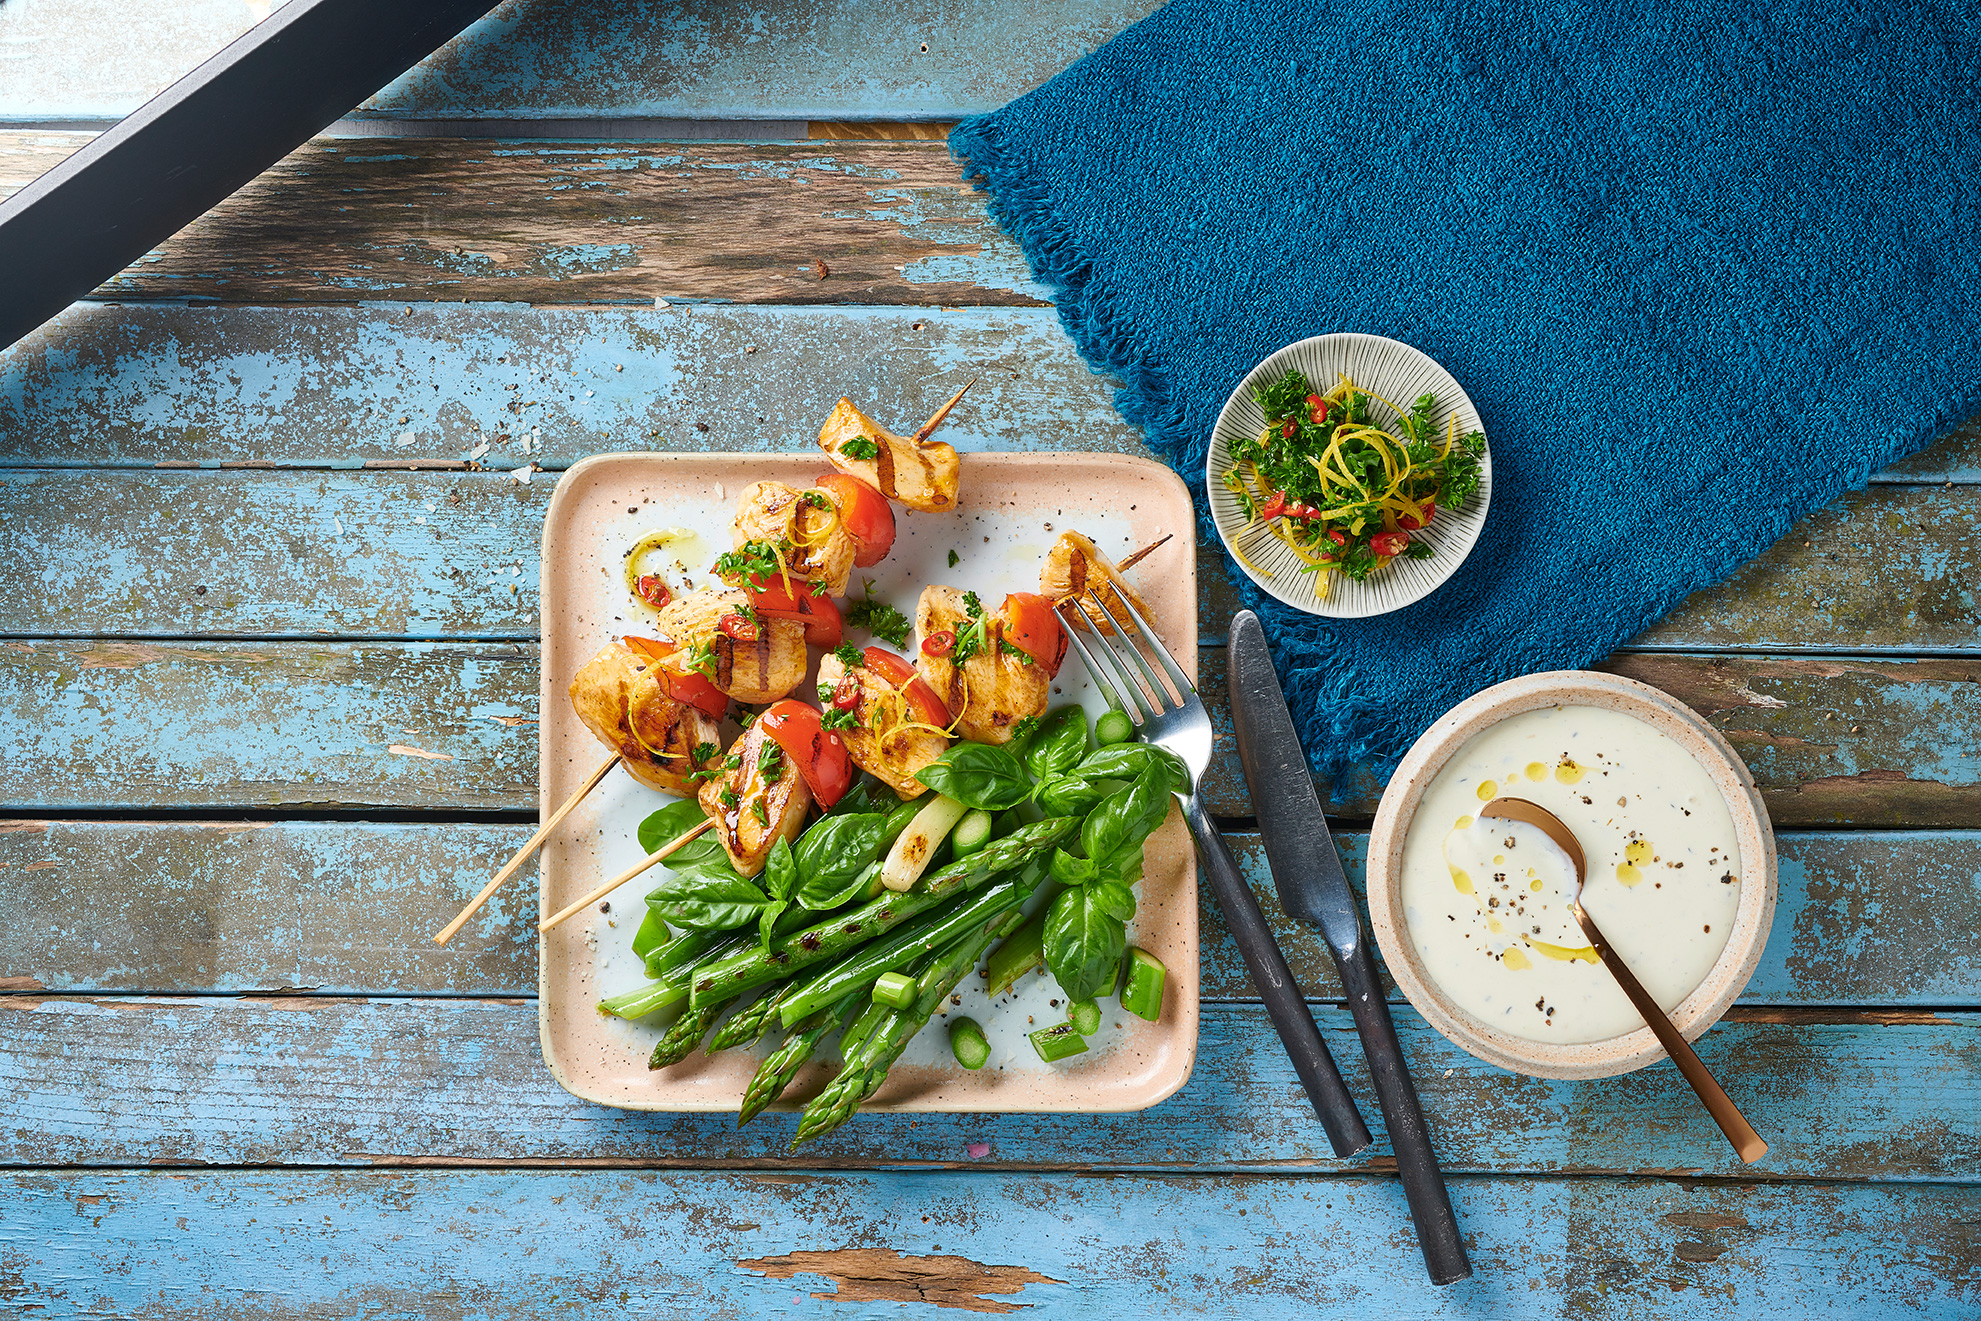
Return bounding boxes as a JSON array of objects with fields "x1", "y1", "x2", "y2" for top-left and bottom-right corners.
[
  {"x1": 3, "y1": 995, "x2": 1976, "y2": 1178},
  {"x1": 738, "y1": 1247, "x2": 1060, "y2": 1313},
  {"x1": 7, "y1": 820, "x2": 1977, "y2": 1008}
]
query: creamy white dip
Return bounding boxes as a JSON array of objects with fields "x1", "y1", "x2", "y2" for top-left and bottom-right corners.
[{"x1": 1399, "y1": 705, "x2": 1742, "y2": 1044}]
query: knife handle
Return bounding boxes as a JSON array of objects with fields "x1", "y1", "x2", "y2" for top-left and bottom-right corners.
[
  {"x1": 1183, "y1": 795, "x2": 1372, "y2": 1158},
  {"x1": 1336, "y1": 938, "x2": 1473, "y2": 1285}
]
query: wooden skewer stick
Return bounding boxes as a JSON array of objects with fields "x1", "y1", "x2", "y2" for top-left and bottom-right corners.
[
  {"x1": 432, "y1": 752, "x2": 621, "y2": 946},
  {"x1": 1116, "y1": 532, "x2": 1174, "y2": 573},
  {"x1": 538, "y1": 817, "x2": 717, "y2": 935},
  {"x1": 909, "y1": 376, "x2": 978, "y2": 446}
]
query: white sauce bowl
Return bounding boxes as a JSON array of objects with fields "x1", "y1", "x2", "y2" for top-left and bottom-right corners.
[{"x1": 1368, "y1": 670, "x2": 1778, "y2": 1078}]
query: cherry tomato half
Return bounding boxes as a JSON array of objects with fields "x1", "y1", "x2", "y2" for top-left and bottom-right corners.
[
  {"x1": 921, "y1": 630, "x2": 955, "y2": 659},
  {"x1": 621, "y1": 636, "x2": 729, "y2": 719},
  {"x1": 814, "y1": 473, "x2": 896, "y2": 568},
  {"x1": 1369, "y1": 531, "x2": 1411, "y2": 557},
  {"x1": 746, "y1": 580, "x2": 844, "y2": 647},
  {"x1": 634, "y1": 574, "x2": 672, "y2": 609},
  {"x1": 1000, "y1": 591, "x2": 1067, "y2": 678},
  {"x1": 864, "y1": 646, "x2": 954, "y2": 729},
  {"x1": 758, "y1": 699, "x2": 853, "y2": 809}
]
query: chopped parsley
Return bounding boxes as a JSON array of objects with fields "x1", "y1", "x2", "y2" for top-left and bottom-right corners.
[
  {"x1": 686, "y1": 740, "x2": 723, "y2": 784},
  {"x1": 810, "y1": 578, "x2": 830, "y2": 596},
  {"x1": 946, "y1": 548, "x2": 959, "y2": 568},
  {"x1": 950, "y1": 591, "x2": 991, "y2": 666},
  {"x1": 682, "y1": 638, "x2": 720, "y2": 679},
  {"x1": 845, "y1": 577, "x2": 911, "y2": 648},
  {"x1": 821, "y1": 706, "x2": 860, "y2": 731},
  {"x1": 750, "y1": 797, "x2": 770, "y2": 825},
  {"x1": 831, "y1": 642, "x2": 863, "y2": 670},
  {"x1": 842, "y1": 435, "x2": 879, "y2": 461},
  {"x1": 713, "y1": 539, "x2": 785, "y2": 584},
  {"x1": 758, "y1": 742, "x2": 785, "y2": 785},
  {"x1": 1010, "y1": 714, "x2": 1041, "y2": 743},
  {"x1": 718, "y1": 785, "x2": 739, "y2": 809},
  {"x1": 801, "y1": 490, "x2": 831, "y2": 509}
]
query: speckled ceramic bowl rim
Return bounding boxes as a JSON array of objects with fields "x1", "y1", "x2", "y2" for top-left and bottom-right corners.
[{"x1": 1367, "y1": 670, "x2": 1777, "y2": 1079}]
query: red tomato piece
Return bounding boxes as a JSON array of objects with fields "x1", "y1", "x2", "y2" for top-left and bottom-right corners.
[
  {"x1": 634, "y1": 575, "x2": 672, "y2": 609},
  {"x1": 717, "y1": 612, "x2": 759, "y2": 641},
  {"x1": 1370, "y1": 531, "x2": 1410, "y2": 557},
  {"x1": 864, "y1": 646, "x2": 954, "y2": 728},
  {"x1": 621, "y1": 636, "x2": 728, "y2": 719},
  {"x1": 1258, "y1": 491, "x2": 1288, "y2": 521},
  {"x1": 1000, "y1": 592, "x2": 1067, "y2": 678},
  {"x1": 1397, "y1": 502, "x2": 1435, "y2": 531},
  {"x1": 747, "y1": 580, "x2": 844, "y2": 647},
  {"x1": 1326, "y1": 527, "x2": 1348, "y2": 547},
  {"x1": 815, "y1": 472, "x2": 897, "y2": 568},
  {"x1": 759, "y1": 699, "x2": 853, "y2": 808},
  {"x1": 921, "y1": 630, "x2": 955, "y2": 659}
]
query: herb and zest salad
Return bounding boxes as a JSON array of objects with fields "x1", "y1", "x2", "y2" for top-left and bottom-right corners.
[{"x1": 1221, "y1": 368, "x2": 1484, "y2": 595}]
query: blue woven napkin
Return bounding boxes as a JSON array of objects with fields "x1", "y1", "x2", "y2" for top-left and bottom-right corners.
[{"x1": 952, "y1": 0, "x2": 1979, "y2": 778}]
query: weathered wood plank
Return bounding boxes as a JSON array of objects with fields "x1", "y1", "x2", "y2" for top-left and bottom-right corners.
[
  {"x1": 1, "y1": 994, "x2": 1974, "y2": 1177},
  {"x1": 0, "y1": 1, "x2": 1156, "y2": 122},
  {"x1": 3, "y1": 641, "x2": 1975, "y2": 825},
  {"x1": 3, "y1": 1170, "x2": 1975, "y2": 1318},
  {"x1": 5, "y1": 821, "x2": 1974, "y2": 1009},
  {"x1": 4, "y1": 303, "x2": 1972, "y2": 480},
  {"x1": 4, "y1": 467, "x2": 1975, "y2": 655},
  {"x1": 0, "y1": 138, "x2": 1045, "y2": 306}
]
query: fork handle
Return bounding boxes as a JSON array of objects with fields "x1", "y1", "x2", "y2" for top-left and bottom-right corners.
[{"x1": 1184, "y1": 794, "x2": 1372, "y2": 1158}]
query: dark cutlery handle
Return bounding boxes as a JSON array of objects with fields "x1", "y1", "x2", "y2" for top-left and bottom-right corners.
[
  {"x1": 1336, "y1": 937, "x2": 1473, "y2": 1285},
  {"x1": 1183, "y1": 794, "x2": 1371, "y2": 1158}
]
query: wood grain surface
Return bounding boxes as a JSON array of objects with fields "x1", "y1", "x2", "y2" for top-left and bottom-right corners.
[
  {"x1": 2, "y1": 993, "x2": 1974, "y2": 1177},
  {"x1": 6, "y1": 821, "x2": 1976, "y2": 1007},
  {"x1": 3, "y1": 1170, "x2": 1975, "y2": 1317}
]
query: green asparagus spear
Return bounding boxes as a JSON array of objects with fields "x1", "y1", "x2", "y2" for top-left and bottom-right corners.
[
  {"x1": 648, "y1": 1001, "x2": 722, "y2": 1069},
  {"x1": 792, "y1": 903, "x2": 1031, "y2": 1148},
  {"x1": 777, "y1": 867, "x2": 1042, "y2": 1028},
  {"x1": 737, "y1": 991, "x2": 863, "y2": 1126},
  {"x1": 707, "y1": 982, "x2": 791, "y2": 1052},
  {"x1": 689, "y1": 817, "x2": 1075, "y2": 1011}
]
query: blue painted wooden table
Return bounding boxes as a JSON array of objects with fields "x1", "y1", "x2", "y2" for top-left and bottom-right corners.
[{"x1": 2, "y1": 4, "x2": 1978, "y2": 1316}]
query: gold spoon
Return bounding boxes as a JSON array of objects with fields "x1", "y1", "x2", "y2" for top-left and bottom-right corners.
[{"x1": 1481, "y1": 796, "x2": 1769, "y2": 1164}]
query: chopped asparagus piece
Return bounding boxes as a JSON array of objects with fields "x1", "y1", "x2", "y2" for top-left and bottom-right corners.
[
  {"x1": 1029, "y1": 1022, "x2": 1089, "y2": 1062},
  {"x1": 1068, "y1": 999, "x2": 1102, "y2": 1035},
  {"x1": 872, "y1": 970, "x2": 918, "y2": 1009},
  {"x1": 949, "y1": 1017, "x2": 990, "y2": 1070},
  {"x1": 951, "y1": 808, "x2": 994, "y2": 857},
  {"x1": 1120, "y1": 947, "x2": 1166, "y2": 1022},
  {"x1": 1095, "y1": 709, "x2": 1135, "y2": 745}
]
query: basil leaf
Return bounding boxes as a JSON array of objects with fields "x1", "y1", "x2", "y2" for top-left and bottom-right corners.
[
  {"x1": 1081, "y1": 762, "x2": 1172, "y2": 875},
  {"x1": 764, "y1": 837, "x2": 797, "y2": 902},
  {"x1": 915, "y1": 743, "x2": 1032, "y2": 811},
  {"x1": 793, "y1": 812, "x2": 892, "y2": 909},
  {"x1": 1025, "y1": 706, "x2": 1089, "y2": 782},
  {"x1": 637, "y1": 800, "x2": 723, "y2": 866},
  {"x1": 757, "y1": 896, "x2": 789, "y2": 953},
  {"x1": 1043, "y1": 882, "x2": 1134, "y2": 1002},
  {"x1": 1035, "y1": 774, "x2": 1104, "y2": 817},
  {"x1": 644, "y1": 865, "x2": 770, "y2": 932},
  {"x1": 1074, "y1": 744, "x2": 1191, "y2": 795},
  {"x1": 1049, "y1": 848, "x2": 1098, "y2": 886}
]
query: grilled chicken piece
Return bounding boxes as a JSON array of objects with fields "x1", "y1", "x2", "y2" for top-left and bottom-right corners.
[
  {"x1": 913, "y1": 585, "x2": 1050, "y2": 745},
  {"x1": 654, "y1": 588, "x2": 808, "y2": 705},
  {"x1": 697, "y1": 721, "x2": 812, "y2": 878},
  {"x1": 1040, "y1": 530, "x2": 1153, "y2": 635},
  {"x1": 567, "y1": 641, "x2": 722, "y2": 795},
  {"x1": 815, "y1": 396, "x2": 963, "y2": 513},
  {"x1": 817, "y1": 650, "x2": 949, "y2": 798},
  {"x1": 729, "y1": 480, "x2": 856, "y2": 597}
]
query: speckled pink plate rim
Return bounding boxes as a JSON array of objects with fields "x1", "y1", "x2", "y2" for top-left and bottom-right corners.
[
  {"x1": 536, "y1": 451, "x2": 1200, "y2": 1113},
  {"x1": 1366, "y1": 670, "x2": 1778, "y2": 1080}
]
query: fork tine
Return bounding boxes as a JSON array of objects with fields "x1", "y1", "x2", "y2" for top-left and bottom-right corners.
[
  {"x1": 1100, "y1": 578, "x2": 1195, "y2": 699},
  {"x1": 1087, "y1": 586, "x2": 1179, "y2": 712},
  {"x1": 1064, "y1": 600, "x2": 1156, "y2": 720},
  {"x1": 1055, "y1": 602, "x2": 1140, "y2": 722}
]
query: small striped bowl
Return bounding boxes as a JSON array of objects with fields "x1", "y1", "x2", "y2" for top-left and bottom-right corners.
[{"x1": 1205, "y1": 333, "x2": 1492, "y2": 618}]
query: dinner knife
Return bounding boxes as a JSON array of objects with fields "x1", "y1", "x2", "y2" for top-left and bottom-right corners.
[{"x1": 1228, "y1": 610, "x2": 1473, "y2": 1286}]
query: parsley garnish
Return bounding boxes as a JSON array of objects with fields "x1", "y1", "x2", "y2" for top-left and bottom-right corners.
[
  {"x1": 802, "y1": 490, "x2": 830, "y2": 509},
  {"x1": 822, "y1": 707, "x2": 860, "y2": 731},
  {"x1": 750, "y1": 797, "x2": 770, "y2": 825},
  {"x1": 950, "y1": 591, "x2": 991, "y2": 666},
  {"x1": 946, "y1": 548, "x2": 959, "y2": 568},
  {"x1": 1010, "y1": 714, "x2": 1041, "y2": 743},
  {"x1": 845, "y1": 578, "x2": 910, "y2": 648},
  {"x1": 683, "y1": 639, "x2": 720, "y2": 679},
  {"x1": 842, "y1": 435, "x2": 879, "y2": 461},
  {"x1": 714, "y1": 539, "x2": 784, "y2": 584},
  {"x1": 816, "y1": 681, "x2": 836, "y2": 704},
  {"x1": 718, "y1": 785, "x2": 739, "y2": 809},
  {"x1": 686, "y1": 740, "x2": 723, "y2": 784},
  {"x1": 758, "y1": 742, "x2": 784, "y2": 784},
  {"x1": 831, "y1": 642, "x2": 863, "y2": 670}
]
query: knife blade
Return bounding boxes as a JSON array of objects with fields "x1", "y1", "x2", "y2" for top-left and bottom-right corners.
[{"x1": 1228, "y1": 610, "x2": 1473, "y2": 1286}]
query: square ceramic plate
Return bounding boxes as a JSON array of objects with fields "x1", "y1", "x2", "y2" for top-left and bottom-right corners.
[{"x1": 538, "y1": 451, "x2": 1199, "y2": 1113}]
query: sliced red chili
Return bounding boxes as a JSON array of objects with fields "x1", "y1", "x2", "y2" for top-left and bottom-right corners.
[
  {"x1": 717, "y1": 613, "x2": 759, "y2": 641},
  {"x1": 1326, "y1": 527, "x2": 1348, "y2": 547},
  {"x1": 1258, "y1": 491, "x2": 1288, "y2": 521},
  {"x1": 831, "y1": 676, "x2": 862, "y2": 710},
  {"x1": 1370, "y1": 531, "x2": 1411, "y2": 557},
  {"x1": 1397, "y1": 502, "x2": 1435, "y2": 531},
  {"x1": 921, "y1": 630, "x2": 955, "y2": 659},
  {"x1": 1281, "y1": 419, "x2": 1298, "y2": 438}
]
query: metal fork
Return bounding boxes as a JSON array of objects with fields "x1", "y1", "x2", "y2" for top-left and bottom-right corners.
[{"x1": 1057, "y1": 584, "x2": 1373, "y2": 1157}]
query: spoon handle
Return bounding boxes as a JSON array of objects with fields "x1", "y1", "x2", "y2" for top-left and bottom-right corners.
[{"x1": 1573, "y1": 903, "x2": 1769, "y2": 1164}]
